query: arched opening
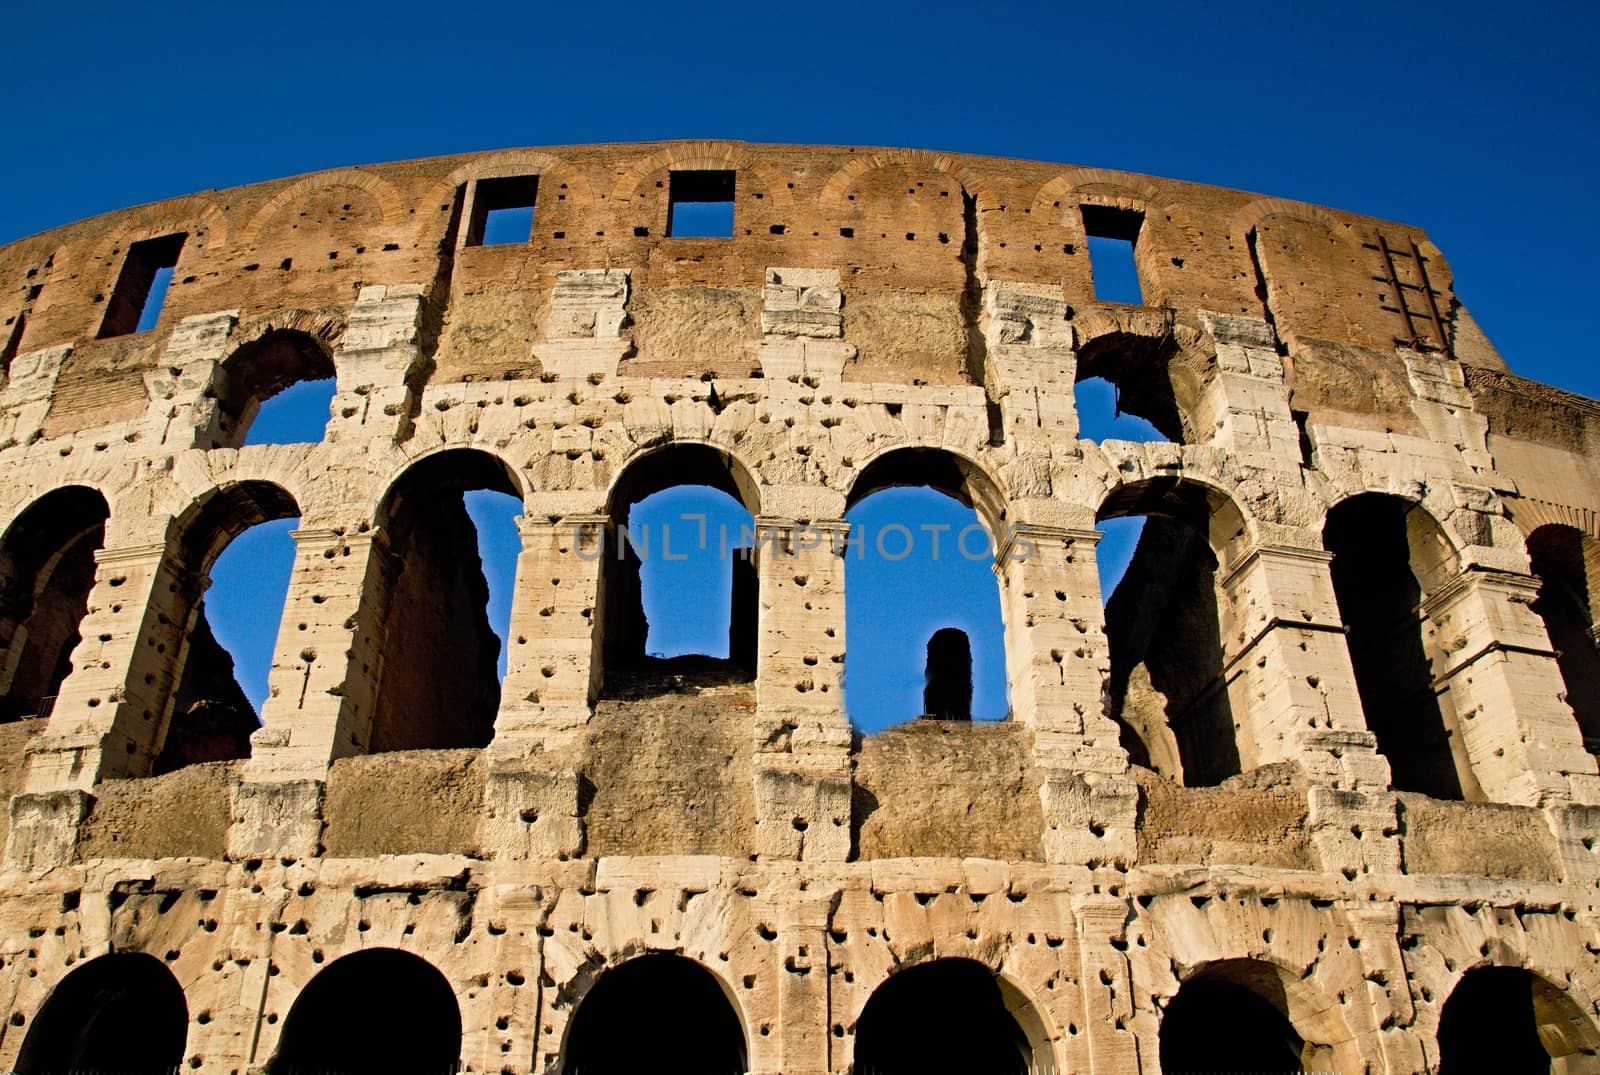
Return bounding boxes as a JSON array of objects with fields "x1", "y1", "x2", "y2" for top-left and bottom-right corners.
[
  {"x1": 1323, "y1": 494, "x2": 1474, "y2": 799},
  {"x1": 15, "y1": 951, "x2": 188, "y2": 1074},
  {"x1": 270, "y1": 948, "x2": 461, "y2": 1074},
  {"x1": 600, "y1": 444, "x2": 758, "y2": 694},
  {"x1": 843, "y1": 449, "x2": 1008, "y2": 732},
  {"x1": 1437, "y1": 966, "x2": 1600, "y2": 1073},
  {"x1": 1526, "y1": 525, "x2": 1600, "y2": 752},
  {"x1": 0, "y1": 487, "x2": 109, "y2": 721},
  {"x1": 853, "y1": 958, "x2": 1048, "y2": 1075},
  {"x1": 1099, "y1": 478, "x2": 1244, "y2": 786},
  {"x1": 1074, "y1": 331, "x2": 1193, "y2": 446},
  {"x1": 370, "y1": 449, "x2": 522, "y2": 752},
  {"x1": 216, "y1": 328, "x2": 337, "y2": 447},
  {"x1": 560, "y1": 953, "x2": 746, "y2": 1074},
  {"x1": 1160, "y1": 973, "x2": 1306, "y2": 1073},
  {"x1": 154, "y1": 481, "x2": 301, "y2": 774}
]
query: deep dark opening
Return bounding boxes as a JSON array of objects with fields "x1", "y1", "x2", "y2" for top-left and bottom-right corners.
[
  {"x1": 270, "y1": 948, "x2": 461, "y2": 1075},
  {"x1": 466, "y1": 175, "x2": 539, "y2": 247},
  {"x1": 1159, "y1": 977, "x2": 1304, "y2": 1073},
  {"x1": 923, "y1": 627, "x2": 972, "y2": 721},
  {"x1": 0, "y1": 487, "x2": 109, "y2": 722},
  {"x1": 1436, "y1": 967, "x2": 1557, "y2": 1074},
  {"x1": 853, "y1": 959, "x2": 1032, "y2": 1075},
  {"x1": 1074, "y1": 333, "x2": 1187, "y2": 444},
  {"x1": 668, "y1": 170, "x2": 736, "y2": 237},
  {"x1": 15, "y1": 952, "x2": 189, "y2": 1075},
  {"x1": 99, "y1": 232, "x2": 186, "y2": 338},
  {"x1": 370, "y1": 449, "x2": 520, "y2": 752},
  {"x1": 1082, "y1": 204, "x2": 1144, "y2": 305},
  {"x1": 1527, "y1": 525, "x2": 1600, "y2": 751},
  {"x1": 1324, "y1": 495, "x2": 1465, "y2": 799},
  {"x1": 561, "y1": 954, "x2": 746, "y2": 1075},
  {"x1": 1102, "y1": 513, "x2": 1238, "y2": 785}
]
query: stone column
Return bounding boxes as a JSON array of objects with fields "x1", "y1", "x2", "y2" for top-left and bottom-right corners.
[
  {"x1": 751, "y1": 518, "x2": 851, "y2": 862},
  {"x1": 1425, "y1": 568, "x2": 1600, "y2": 806},
  {"x1": 479, "y1": 512, "x2": 603, "y2": 861},
  {"x1": 7, "y1": 540, "x2": 193, "y2": 868},
  {"x1": 773, "y1": 883, "x2": 835, "y2": 1075},
  {"x1": 230, "y1": 527, "x2": 393, "y2": 858},
  {"x1": 1073, "y1": 894, "x2": 1139, "y2": 1074},
  {"x1": 996, "y1": 524, "x2": 1138, "y2": 867},
  {"x1": 140, "y1": 310, "x2": 238, "y2": 448},
  {"x1": 1215, "y1": 543, "x2": 1403, "y2": 879},
  {"x1": 326, "y1": 284, "x2": 429, "y2": 443}
]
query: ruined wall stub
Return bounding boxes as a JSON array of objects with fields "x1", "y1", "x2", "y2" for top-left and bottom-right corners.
[{"x1": 0, "y1": 142, "x2": 1596, "y2": 1073}]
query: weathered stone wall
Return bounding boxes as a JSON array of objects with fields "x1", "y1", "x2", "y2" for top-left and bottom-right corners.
[{"x1": 0, "y1": 142, "x2": 1596, "y2": 1074}]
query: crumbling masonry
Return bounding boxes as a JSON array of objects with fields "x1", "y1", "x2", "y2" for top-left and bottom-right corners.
[{"x1": 0, "y1": 141, "x2": 1597, "y2": 1073}]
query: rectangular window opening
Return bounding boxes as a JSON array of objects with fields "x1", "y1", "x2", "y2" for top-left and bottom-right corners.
[
  {"x1": 1081, "y1": 205, "x2": 1144, "y2": 305},
  {"x1": 99, "y1": 232, "x2": 186, "y2": 338},
  {"x1": 667, "y1": 170, "x2": 735, "y2": 238},
  {"x1": 466, "y1": 176, "x2": 539, "y2": 247}
]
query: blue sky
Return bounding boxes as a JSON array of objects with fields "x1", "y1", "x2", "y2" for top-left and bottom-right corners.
[{"x1": 8, "y1": 0, "x2": 1593, "y2": 732}]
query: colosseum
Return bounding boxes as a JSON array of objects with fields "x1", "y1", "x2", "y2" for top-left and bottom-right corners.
[{"x1": 0, "y1": 140, "x2": 1595, "y2": 1074}]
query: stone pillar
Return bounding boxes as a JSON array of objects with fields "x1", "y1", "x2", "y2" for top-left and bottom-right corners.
[
  {"x1": 1190, "y1": 312, "x2": 1303, "y2": 460},
  {"x1": 996, "y1": 524, "x2": 1139, "y2": 867},
  {"x1": 326, "y1": 284, "x2": 429, "y2": 443},
  {"x1": 0, "y1": 344, "x2": 69, "y2": 447},
  {"x1": 493, "y1": 513, "x2": 605, "y2": 755},
  {"x1": 1215, "y1": 545, "x2": 1386, "y2": 787},
  {"x1": 7, "y1": 540, "x2": 192, "y2": 868},
  {"x1": 140, "y1": 310, "x2": 238, "y2": 448},
  {"x1": 1425, "y1": 568, "x2": 1600, "y2": 805},
  {"x1": 773, "y1": 883, "x2": 835, "y2": 1075},
  {"x1": 479, "y1": 512, "x2": 602, "y2": 862},
  {"x1": 1073, "y1": 894, "x2": 1139, "y2": 1074},
  {"x1": 230, "y1": 527, "x2": 392, "y2": 859},
  {"x1": 1215, "y1": 543, "x2": 1403, "y2": 879},
  {"x1": 752, "y1": 518, "x2": 850, "y2": 862}
]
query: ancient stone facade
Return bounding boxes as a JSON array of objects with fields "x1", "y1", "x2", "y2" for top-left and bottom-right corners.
[{"x1": 0, "y1": 141, "x2": 1596, "y2": 1073}]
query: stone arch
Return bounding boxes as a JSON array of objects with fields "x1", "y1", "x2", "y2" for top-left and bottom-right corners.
[
  {"x1": 1073, "y1": 307, "x2": 1213, "y2": 444},
  {"x1": 82, "y1": 198, "x2": 230, "y2": 271},
  {"x1": 268, "y1": 947, "x2": 462, "y2": 1074},
  {"x1": 1435, "y1": 964, "x2": 1600, "y2": 1073},
  {"x1": 1231, "y1": 196, "x2": 1354, "y2": 242},
  {"x1": 14, "y1": 951, "x2": 189, "y2": 1074},
  {"x1": 1323, "y1": 491, "x2": 1475, "y2": 799},
  {"x1": 0, "y1": 485, "x2": 109, "y2": 721},
  {"x1": 556, "y1": 951, "x2": 749, "y2": 1075},
  {"x1": 365, "y1": 447, "x2": 525, "y2": 752},
  {"x1": 430, "y1": 148, "x2": 599, "y2": 211},
  {"x1": 239, "y1": 169, "x2": 407, "y2": 246},
  {"x1": 1526, "y1": 523, "x2": 1600, "y2": 748},
  {"x1": 599, "y1": 441, "x2": 762, "y2": 687},
  {"x1": 144, "y1": 479, "x2": 302, "y2": 773},
  {"x1": 1159, "y1": 956, "x2": 1358, "y2": 1073},
  {"x1": 1508, "y1": 496, "x2": 1600, "y2": 544},
  {"x1": 608, "y1": 141, "x2": 796, "y2": 214},
  {"x1": 1031, "y1": 168, "x2": 1176, "y2": 221},
  {"x1": 818, "y1": 150, "x2": 1001, "y2": 214},
  {"x1": 1096, "y1": 472, "x2": 1252, "y2": 785},
  {"x1": 212, "y1": 326, "x2": 337, "y2": 446},
  {"x1": 849, "y1": 957, "x2": 1056, "y2": 1075},
  {"x1": 844, "y1": 444, "x2": 1008, "y2": 537}
]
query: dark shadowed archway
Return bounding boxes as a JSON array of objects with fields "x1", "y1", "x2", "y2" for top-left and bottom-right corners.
[
  {"x1": 1160, "y1": 977, "x2": 1305, "y2": 1073},
  {"x1": 853, "y1": 958, "x2": 1043, "y2": 1075},
  {"x1": 15, "y1": 951, "x2": 188, "y2": 1074},
  {"x1": 270, "y1": 948, "x2": 461, "y2": 1074},
  {"x1": 1437, "y1": 966, "x2": 1600, "y2": 1073},
  {"x1": 561, "y1": 953, "x2": 746, "y2": 1074}
]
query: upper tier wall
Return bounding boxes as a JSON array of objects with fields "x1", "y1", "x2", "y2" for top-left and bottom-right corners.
[{"x1": 0, "y1": 141, "x2": 1509, "y2": 438}]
